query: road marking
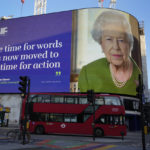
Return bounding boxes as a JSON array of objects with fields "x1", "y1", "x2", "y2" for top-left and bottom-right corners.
[
  {"x1": 37, "y1": 139, "x2": 51, "y2": 145},
  {"x1": 36, "y1": 139, "x2": 117, "y2": 150},
  {"x1": 94, "y1": 145, "x2": 117, "y2": 150}
]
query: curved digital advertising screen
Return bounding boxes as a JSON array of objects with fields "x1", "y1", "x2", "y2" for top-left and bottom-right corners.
[{"x1": 0, "y1": 8, "x2": 141, "y2": 95}]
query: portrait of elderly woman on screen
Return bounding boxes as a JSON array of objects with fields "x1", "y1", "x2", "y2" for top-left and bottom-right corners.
[{"x1": 78, "y1": 10, "x2": 141, "y2": 95}]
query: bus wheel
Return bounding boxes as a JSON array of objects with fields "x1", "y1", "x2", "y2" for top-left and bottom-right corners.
[
  {"x1": 94, "y1": 128, "x2": 104, "y2": 137},
  {"x1": 35, "y1": 125, "x2": 45, "y2": 134}
]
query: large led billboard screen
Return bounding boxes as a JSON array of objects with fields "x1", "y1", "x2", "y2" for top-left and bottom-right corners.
[
  {"x1": 0, "y1": 11, "x2": 72, "y2": 93},
  {"x1": 0, "y1": 8, "x2": 142, "y2": 95}
]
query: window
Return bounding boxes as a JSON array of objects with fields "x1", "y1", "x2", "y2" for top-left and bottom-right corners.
[
  {"x1": 119, "y1": 115, "x2": 125, "y2": 125},
  {"x1": 105, "y1": 96, "x2": 121, "y2": 105},
  {"x1": 42, "y1": 95, "x2": 50, "y2": 103},
  {"x1": 71, "y1": 115, "x2": 77, "y2": 122},
  {"x1": 79, "y1": 97, "x2": 88, "y2": 104},
  {"x1": 84, "y1": 106, "x2": 99, "y2": 114},
  {"x1": 45, "y1": 113, "x2": 50, "y2": 121},
  {"x1": 66, "y1": 97, "x2": 74, "y2": 104},
  {"x1": 37, "y1": 96, "x2": 43, "y2": 103},
  {"x1": 64, "y1": 114, "x2": 71, "y2": 122},
  {"x1": 31, "y1": 96, "x2": 38, "y2": 103},
  {"x1": 48, "y1": 113, "x2": 63, "y2": 122},
  {"x1": 51, "y1": 96, "x2": 64, "y2": 103},
  {"x1": 84, "y1": 114, "x2": 90, "y2": 122},
  {"x1": 40, "y1": 113, "x2": 46, "y2": 121},
  {"x1": 99, "y1": 115, "x2": 105, "y2": 124},
  {"x1": 96, "y1": 115, "x2": 125, "y2": 125},
  {"x1": 44, "y1": 99, "x2": 51, "y2": 103},
  {"x1": 95, "y1": 115, "x2": 105, "y2": 124},
  {"x1": 64, "y1": 114, "x2": 77, "y2": 122},
  {"x1": 109, "y1": 115, "x2": 114, "y2": 124},
  {"x1": 124, "y1": 99, "x2": 133, "y2": 110},
  {"x1": 84, "y1": 106, "x2": 93, "y2": 113},
  {"x1": 29, "y1": 95, "x2": 51, "y2": 103},
  {"x1": 114, "y1": 116, "x2": 119, "y2": 125},
  {"x1": 54, "y1": 114, "x2": 63, "y2": 122},
  {"x1": 95, "y1": 97, "x2": 104, "y2": 105},
  {"x1": 133, "y1": 101, "x2": 139, "y2": 110}
]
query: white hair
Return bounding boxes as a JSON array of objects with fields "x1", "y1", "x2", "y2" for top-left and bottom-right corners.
[{"x1": 91, "y1": 10, "x2": 134, "y2": 52}]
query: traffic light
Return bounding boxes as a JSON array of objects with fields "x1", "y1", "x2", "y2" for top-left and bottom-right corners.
[
  {"x1": 87, "y1": 90, "x2": 94, "y2": 103},
  {"x1": 18, "y1": 76, "x2": 27, "y2": 98},
  {"x1": 144, "y1": 105, "x2": 150, "y2": 123}
]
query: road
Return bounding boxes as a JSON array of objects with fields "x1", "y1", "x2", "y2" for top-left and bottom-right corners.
[{"x1": 0, "y1": 126, "x2": 150, "y2": 150}]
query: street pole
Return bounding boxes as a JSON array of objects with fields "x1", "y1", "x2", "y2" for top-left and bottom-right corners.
[
  {"x1": 87, "y1": 90, "x2": 95, "y2": 141},
  {"x1": 138, "y1": 75, "x2": 146, "y2": 150},
  {"x1": 22, "y1": 77, "x2": 30, "y2": 144}
]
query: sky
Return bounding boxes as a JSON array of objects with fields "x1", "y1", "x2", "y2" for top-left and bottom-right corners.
[{"x1": 0, "y1": 0, "x2": 150, "y2": 89}]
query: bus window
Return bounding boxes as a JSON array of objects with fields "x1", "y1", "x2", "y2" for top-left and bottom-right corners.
[
  {"x1": 66, "y1": 97, "x2": 74, "y2": 104},
  {"x1": 84, "y1": 106, "x2": 93, "y2": 114},
  {"x1": 51, "y1": 96, "x2": 64, "y2": 103},
  {"x1": 106, "y1": 115, "x2": 125, "y2": 125},
  {"x1": 28, "y1": 95, "x2": 35, "y2": 102},
  {"x1": 120, "y1": 115, "x2": 125, "y2": 125},
  {"x1": 44, "y1": 99, "x2": 51, "y2": 103},
  {"x1": 70, "y1": 115, "x2": 77, "y2": 122},
  {"x1": 74, "y1": 98, "x2": 78, "y2": 104},
  {"x1": 95, "y1": 115, "x2": 106, "y2": 124},
  {"x1": 95, "y1": 97, "x2": 104, "y2": 105},
  {"x1": 84, "y1": 106, "x2": 99, "y2": 114},
  {"x1": 54, "y1": 114, "x2": 63, "y2": 122},
  {"x1": 40, "y1": 113, "x2": 46, "y2": 121},
  {"x1": 84, "y1": 114, "x2": 90, "y2": 122},
  {"x1": 104, "y1": 96, "x2": 121, "y2": 105},
  {"x1": 110, "y1": 115, "x2": 114, "y2": 124},
  {"x1": 79, "y1": 97, "x2": 88, "y2": 104},
  {"x1": 37, "y1": 95, "x2": 43, "y2": 103},
  {"x1": 64, "y1": 114, "x2": 71, "y2": 122},
  {"x1": 100, "y1": 116, "x2": 105, "y2": 124},
  {"x1": 31, "y1": 96, "x2": 38, "y2": 103},
  {"x1": 45, "y1": 113, "x2": 49, "y2": 122},
  {"x1": 114, "y1": 116, "x2": 119, "y2": 125},
  {"x1": 42, "y1": 95, "x2": 50, "y2": 103},
  {"x1": 48, "y1": 114, "x2": 63, "y2": 122},
  {"x1": 98, "y1": 115, "x2": 105, "y2": 124}
]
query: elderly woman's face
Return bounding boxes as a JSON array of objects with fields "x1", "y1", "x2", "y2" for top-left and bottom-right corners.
[{"x1": 101, "y1": 23, "x2": 130, "y2": 67}]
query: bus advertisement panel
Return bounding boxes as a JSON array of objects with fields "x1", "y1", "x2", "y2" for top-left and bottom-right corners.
[{"x1": 0, "y1": 8, "x2": 141, "y2": 96}]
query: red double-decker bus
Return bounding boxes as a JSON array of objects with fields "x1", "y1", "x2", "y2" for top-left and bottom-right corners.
[{"x1": 20, "y1": 93, "x2": 126, "y2": 137}]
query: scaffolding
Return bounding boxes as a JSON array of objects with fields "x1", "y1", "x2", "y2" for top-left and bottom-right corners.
[
  {"x1": 109, "y1": 0, "x2": 116, "y2": 9},
  {"x1": 34, "y1": 0, "x2": 47, "y2": 15}
]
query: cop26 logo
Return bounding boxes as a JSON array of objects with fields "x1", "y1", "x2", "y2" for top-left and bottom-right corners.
[{"x1": 0, "y1": 27, "x2": 8, "y2": 36}]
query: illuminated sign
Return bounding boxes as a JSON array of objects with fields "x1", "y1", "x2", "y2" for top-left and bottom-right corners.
[
  {"x1": 0, "y1": 8, "x2": 141, "y2": 95},
  {"x1": 0, "y1": 11, "x2": 72, "y2": 93}
]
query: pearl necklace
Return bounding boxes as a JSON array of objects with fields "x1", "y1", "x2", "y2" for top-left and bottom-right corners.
[{"x1": 109, "y1": 65, "x2": 127, "y2": 88}]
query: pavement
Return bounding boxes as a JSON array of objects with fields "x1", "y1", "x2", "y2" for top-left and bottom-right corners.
[{"x1": 0, "y1": 125, "x2": 150, "y2": 150}]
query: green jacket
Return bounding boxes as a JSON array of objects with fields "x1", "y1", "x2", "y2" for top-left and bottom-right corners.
[{"x1": 78, "y1": 58, "x2": 141, "y2": 96}]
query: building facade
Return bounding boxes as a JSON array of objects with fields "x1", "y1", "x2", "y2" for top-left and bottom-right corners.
[{"x1": 139, "y1": 21, "x2": 149, "y2": 102}]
